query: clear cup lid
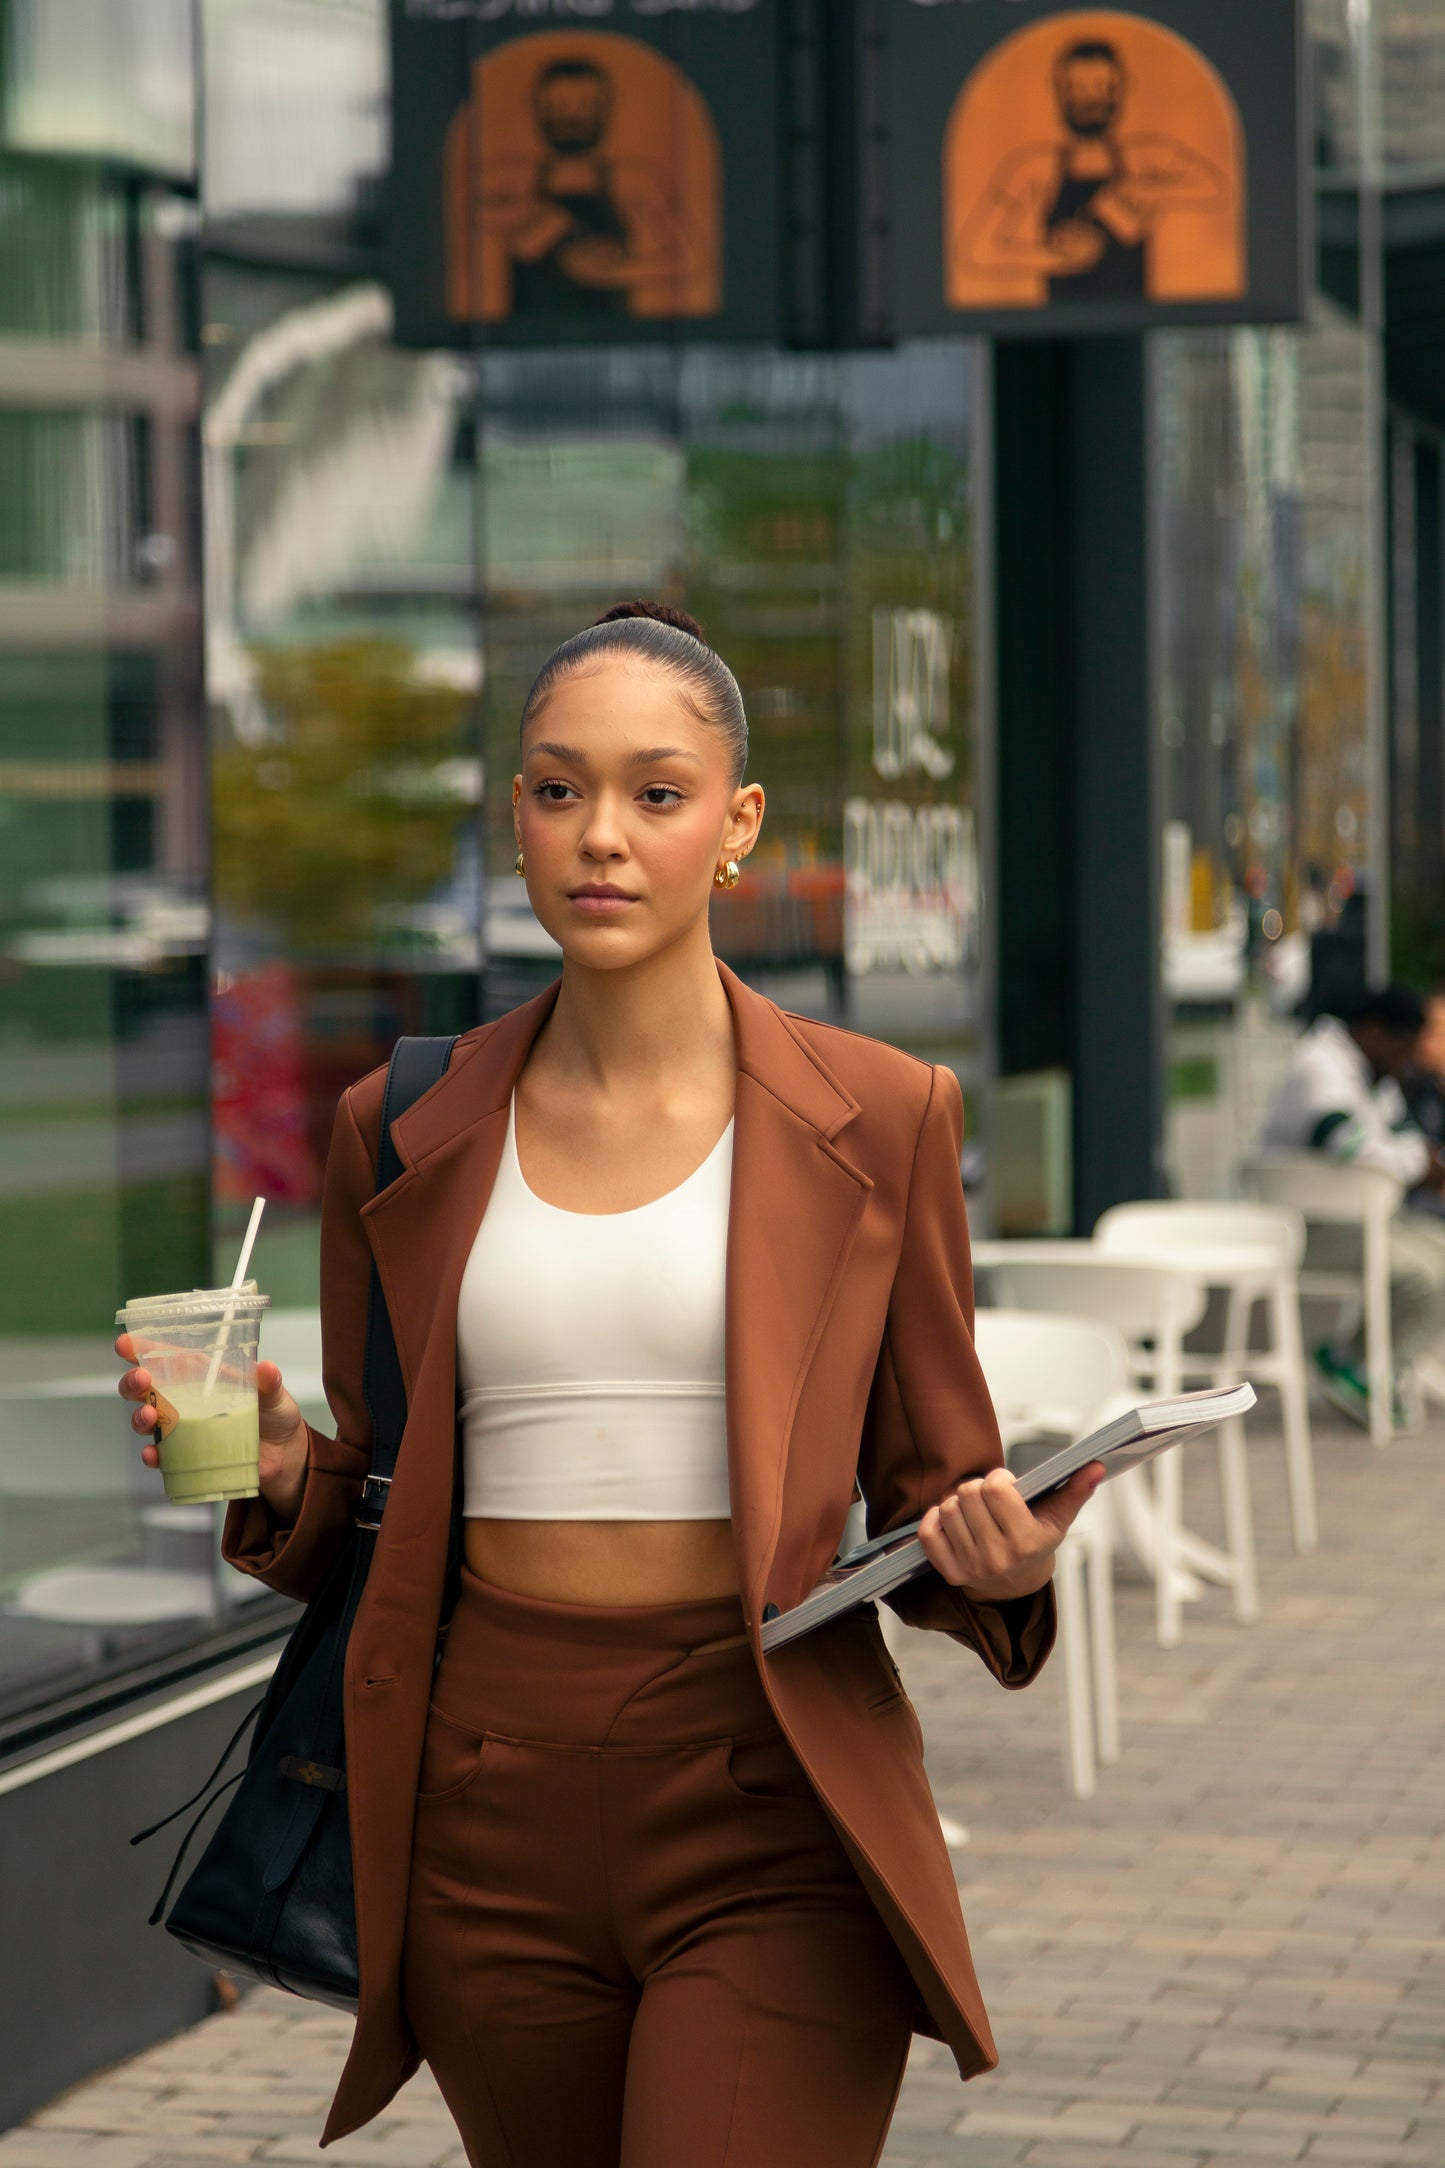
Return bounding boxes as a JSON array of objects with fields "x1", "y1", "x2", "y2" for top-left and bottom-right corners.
[{"x1": 116, "y1": 1281, "x2": 271, "y2": 1328}]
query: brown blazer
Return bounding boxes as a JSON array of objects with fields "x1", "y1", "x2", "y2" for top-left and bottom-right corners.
[{"x1": 223, "y1": 963, "x2": 1055, "y2": 2145}]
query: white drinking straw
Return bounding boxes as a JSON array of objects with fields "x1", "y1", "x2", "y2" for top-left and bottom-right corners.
[{"x1": 203, "y1": 1195, "x2": 267, "y2": 1396}]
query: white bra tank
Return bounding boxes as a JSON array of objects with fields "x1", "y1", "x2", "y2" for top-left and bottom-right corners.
[{"x1": 457, "y1": 1099, "x2": 733, "y2": 1520}]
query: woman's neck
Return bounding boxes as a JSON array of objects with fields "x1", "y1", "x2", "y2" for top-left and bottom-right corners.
[{"x1": 539, "y1": 926, "x2": 735, "y2": 1102}]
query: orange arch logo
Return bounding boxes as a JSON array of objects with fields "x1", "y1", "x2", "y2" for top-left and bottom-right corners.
[
  {"x1": 446, "y1": 32, "x2": 722, "y2": 326},
  {"x1": 945, "y1": 11, "x2": 1245, "y2": 312}
]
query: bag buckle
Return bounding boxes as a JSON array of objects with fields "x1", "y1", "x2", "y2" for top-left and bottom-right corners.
[
  {"x1": 354, "y1": 1474, "x2": 391, "y2": 1531},
  {"x1": 279, "y1": 1755, "x2": 346, "y2": 1792}
]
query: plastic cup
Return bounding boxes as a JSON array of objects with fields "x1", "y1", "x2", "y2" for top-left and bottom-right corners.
[{"x1": 117, "y1": 1282, "x2": 271, "y2": 1505}]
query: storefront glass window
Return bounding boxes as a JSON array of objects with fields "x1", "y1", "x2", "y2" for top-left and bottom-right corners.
[
  {"x1": 0, "y1": 123, "x2": 225, "y2": 1725},
  {"x1": 1155, "y1": 311, "x2": 1374, "y2": 1194},
  {"x1": 204, "y1": 297, "x2": 481, "y2": 1298},
  {"x1": 1380, "y1": 0, "x2": 1445, "y2": 175}
]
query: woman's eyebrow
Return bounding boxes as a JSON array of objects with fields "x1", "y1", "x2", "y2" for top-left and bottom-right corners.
[{"x1": 527, "y1": 741, "x2": 587, "y2": 764}]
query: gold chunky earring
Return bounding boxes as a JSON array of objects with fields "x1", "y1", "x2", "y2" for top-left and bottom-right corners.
[
  {"x1": 713, "y1": 860, "x2": 741, "y2": 891},
  {"x1": 515, "y1": 849, "x2": 525, "y2": 877}
]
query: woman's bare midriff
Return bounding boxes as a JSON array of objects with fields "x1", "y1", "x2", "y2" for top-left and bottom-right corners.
[{"x1": 463, "y1": 1517, "x2": 741, "y2": 1607}]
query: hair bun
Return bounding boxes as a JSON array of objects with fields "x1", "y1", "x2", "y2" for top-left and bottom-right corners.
[{"x1": 592, "y1": 598, "x2": 708, "y2": 645}]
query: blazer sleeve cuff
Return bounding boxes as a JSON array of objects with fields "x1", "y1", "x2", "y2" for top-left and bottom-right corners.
[
  {"x1": 221, "y1": 1423, "x2": 370, "y2": 1599},
  {"x1": 885, "y1": 1574, "x2": 1056, "y2": 1688}
]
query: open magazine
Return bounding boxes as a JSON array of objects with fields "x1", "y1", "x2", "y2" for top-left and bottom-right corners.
[{"x1": 759, "y1": 1381, "x2": 1257, "y2": 1653}]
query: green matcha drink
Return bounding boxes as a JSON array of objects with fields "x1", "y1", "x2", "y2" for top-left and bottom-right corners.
[
  {"x1": 153, "y1": 1392, "x2": 263, "y2": 1504},
  {"x1": 117, "y1": 1282, "x2": 271, "y2": 1506}
]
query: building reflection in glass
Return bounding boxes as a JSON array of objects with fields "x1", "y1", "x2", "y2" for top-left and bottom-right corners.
[
  {"x1": 1156, "y1": 313, "x2": 1373, "y2": 1193},
  {"x1": 0, "y1": 14, "x2": 213, "y2": 1719}
]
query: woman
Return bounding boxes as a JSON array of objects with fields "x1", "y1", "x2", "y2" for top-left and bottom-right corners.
[{"x1": 120, "y1": 602, "x2": 1099, "y2": 2168}]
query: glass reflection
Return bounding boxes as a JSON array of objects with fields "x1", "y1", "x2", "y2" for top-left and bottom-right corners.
[
  {"x1": 0, "y1": 136, "x2": 214, "y2": 1718},
  {"x1": 201, "y1": 0, "x2": 481, "y2": 1303},
  {"x1": 1156, "y1": 314, "x2": 1373, "y2": 1194}
]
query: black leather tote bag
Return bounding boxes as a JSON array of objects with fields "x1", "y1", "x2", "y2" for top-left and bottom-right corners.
[{"x1": 134, "y1": 1035, "x2": 457, "y2": 2008}]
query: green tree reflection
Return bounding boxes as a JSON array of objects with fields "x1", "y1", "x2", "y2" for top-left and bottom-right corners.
[{"x1": 213, "y1": 638, "x2": 471, "y2": 952}]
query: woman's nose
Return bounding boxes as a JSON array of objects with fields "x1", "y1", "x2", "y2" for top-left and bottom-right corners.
[{"x1": 579, "y1": 800, "x2": 628, "y2": 858}]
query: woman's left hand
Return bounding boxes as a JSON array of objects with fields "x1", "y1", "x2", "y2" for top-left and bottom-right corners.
[{"x1": 917, "y1": 1463, "x2": 1104, "y2": 1605}]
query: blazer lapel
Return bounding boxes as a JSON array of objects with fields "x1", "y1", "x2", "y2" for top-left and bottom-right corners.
[
  {"x1": 718, "y1": 966, "x2": 872, "y2": 1613},
  {"x1": 360, "y1": 982, "x2": 560, "y2": 1402}
]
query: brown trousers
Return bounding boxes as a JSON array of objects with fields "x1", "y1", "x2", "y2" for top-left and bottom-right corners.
[{"x1": 401, "y1": 1568, "x2": 917, "y2": 2168}]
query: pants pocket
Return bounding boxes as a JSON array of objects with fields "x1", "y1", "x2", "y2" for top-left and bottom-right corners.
[
  {"x1": 416, "y1": 1704, "x2": 491, "y2": 1804},
  {"x1": 722, "y1": 1728, "x2": 819, "y2": 1806}
]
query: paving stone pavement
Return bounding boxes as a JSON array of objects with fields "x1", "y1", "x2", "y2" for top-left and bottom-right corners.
[{"x1": 3, "y1": 1407, "x2": 1442, "y2": 2167}]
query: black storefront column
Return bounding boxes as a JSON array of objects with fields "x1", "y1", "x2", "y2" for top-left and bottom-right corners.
[
  {"x1": 1413, "y1": 440, "x2": 1444, "y2": 928},
  {"x1": 994, "y1": 335, "x2": 1164, "y2": 1231},
  {"x1": 1068, "y1": 336, "x2": 1164, "y2": 1227}
]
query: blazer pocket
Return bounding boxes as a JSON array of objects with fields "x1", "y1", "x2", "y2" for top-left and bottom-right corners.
[
  {"x1": 830, "y1": 1605, "x2": 908, "y2": 1712},
  {"x1": 864, "y1": 1645, "x2": 908, "y2": 1711},
  {"x1": 416, "y1": 1704, "x2": 491, "y2": 1804},
  {"x1": 869, "y1": 1682, "x2": 927, "y2": 1759}
]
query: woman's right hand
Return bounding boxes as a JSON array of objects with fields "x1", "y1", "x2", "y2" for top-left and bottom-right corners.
[{"x1": 115, "y1": 1337, "x2": 311, "y2": 1524}]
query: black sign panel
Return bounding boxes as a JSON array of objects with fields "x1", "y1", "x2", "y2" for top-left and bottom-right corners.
[
  {"x1": 389, "y1": 0, "x2": 786, "y2": 348},
  {"x1": 882, "y1": 0, "x2": 1305, "y2": 338}
]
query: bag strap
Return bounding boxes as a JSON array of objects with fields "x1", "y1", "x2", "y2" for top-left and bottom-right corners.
[{"x1": 356, "y1": 1034, "x2": 458, "y2": 1529}]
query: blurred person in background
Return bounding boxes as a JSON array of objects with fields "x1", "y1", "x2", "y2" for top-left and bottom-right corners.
[{"x1": 1257, "y1": 985, "x2": 1445, "y2": 1424}]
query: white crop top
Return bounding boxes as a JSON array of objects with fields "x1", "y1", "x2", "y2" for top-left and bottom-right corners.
[{"x1": 457, "y1": 1099, "x2": 733, "y2": 1519}]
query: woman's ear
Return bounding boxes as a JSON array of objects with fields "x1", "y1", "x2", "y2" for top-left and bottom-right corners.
[{"x1": 725, "y1": 782, "x2": 766, "y2": 858}]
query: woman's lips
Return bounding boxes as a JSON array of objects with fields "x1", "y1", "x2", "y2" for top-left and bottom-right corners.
[{"x1": 569, "y1": 890, "x2": 638, "y2": 916}]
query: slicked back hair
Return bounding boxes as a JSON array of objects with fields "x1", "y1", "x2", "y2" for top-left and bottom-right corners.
[{"x1": 520, "y1": 602, "x2": 748, "y2": 785}]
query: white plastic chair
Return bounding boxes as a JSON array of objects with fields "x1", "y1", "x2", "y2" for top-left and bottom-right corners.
[
  {"x1": 1241, "y1": 1154, "x2": 1403, "y2": 1448},
  {"x1": 973, "y1": 1244, "x2": 1258, "y2": 1648},
  {"x1": 973, "y1": 1309, "x2": 1131, "y2": 1800},
  {"x1": 1094, "y1": 1200, "x2": 1317, "y2": 1553}
]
